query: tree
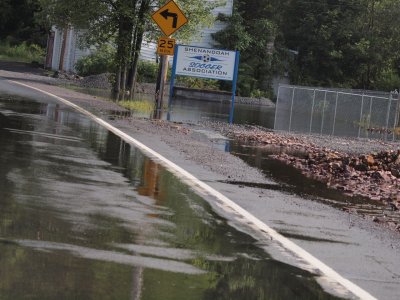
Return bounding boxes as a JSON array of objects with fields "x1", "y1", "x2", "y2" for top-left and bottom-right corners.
[
  {"x1": 0, "y1": 0, "x2": 46, "y2": 46},
  {"x1": 354, "y1": 0, "x2": 400, "y2": 90},
  {"x1": 38, "y1": 0, "x2": 220, "y2": 99},
  {"x1": 213, "y1": 0, "x2": 282, "y2": 97},
  {"x1": 280, "y1": 0, "x2": 400, "y2": 90},
  {"x1": 214, "y1": 0, "x2": 400, "y2": 94}
]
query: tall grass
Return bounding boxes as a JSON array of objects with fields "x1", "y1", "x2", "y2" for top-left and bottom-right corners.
[
  {"x1": 118, "y1": 100, "x2": 154, "y2": 113},
  {"x1": 0, "y1": 42, "x2": 45, "y2": 63}
]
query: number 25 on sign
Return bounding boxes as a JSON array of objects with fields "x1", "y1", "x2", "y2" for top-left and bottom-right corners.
[{"x1": 157, "y1": 37, "x2": 175, "y2": 56}]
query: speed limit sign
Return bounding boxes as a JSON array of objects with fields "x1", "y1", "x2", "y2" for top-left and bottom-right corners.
[{"x1": 157, "y1": 37, "x2": 176, "y2": 56}]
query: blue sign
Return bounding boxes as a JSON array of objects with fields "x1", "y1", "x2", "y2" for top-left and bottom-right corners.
[{"x1": 169, "y1": 45, "x2": 240, "y2": 124}]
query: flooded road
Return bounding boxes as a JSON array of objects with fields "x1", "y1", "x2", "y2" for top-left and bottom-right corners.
[
  {"x1": 168, "y1": 98, "x2": 276, "y2": 128},
  {"x1": 70, "y1": 86, "x2": 276, "y2": 127},
  {"x1": 0, "y1": 93, "x2": 344, "y2": 299}
]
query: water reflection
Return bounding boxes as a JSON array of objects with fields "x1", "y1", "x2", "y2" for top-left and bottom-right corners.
[
  {"x1": 65, "y1": 87, "x2": 276, "y2": 127},
  {"x1": 229, "y1": 143, "x2": 400, "y2": 224},
  {"x1": 0, "y1": 94, "x2": 343, "y2": 299},
  {"x1": 168, "y1": 99, "x2": 276, "y2": 128}
]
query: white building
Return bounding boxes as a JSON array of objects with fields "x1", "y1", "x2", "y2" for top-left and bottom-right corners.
[
  {"x1": 45, "y1": 0, "x2": 233, "y2": 72},
  {"x1": 45, "y1": 27, "x2": 92, "y2": 72}
]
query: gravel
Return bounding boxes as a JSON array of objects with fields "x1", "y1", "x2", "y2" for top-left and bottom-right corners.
[{"x1": 208, "y1": 121, "x2": 400, "y2": 156}]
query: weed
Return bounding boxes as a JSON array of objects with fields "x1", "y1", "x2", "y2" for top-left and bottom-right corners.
[
  {"x1": 118, "y1": 100, "x2": 155, "y2": 112},
  {"x1": 0, "y1": 41, "x2": 45, "y2": 63}
]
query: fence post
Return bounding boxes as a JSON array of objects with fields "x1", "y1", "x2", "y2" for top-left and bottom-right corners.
[
  {"x1": 273, "y1": 85, "x2": 281, "y2": 130},
  {"x1": 358, "y1": 93, "x2": 365, "y2": 138},
  {"x1": 288, "y1": 87, "x2": 296, "y2": 132},
  {"x1": 332, "y1": 91, "x2": 339, "y2": 135},
  {"x1": 367, "y1": 96, "x2": 374, "y2": 137},
  {"x1": 309, "y1": 89, "x2": 316, "y2": 133},
  {"x1": 393, "y1": 94, "x2": 400, "y2": 141},
  {"x1": 320, "y1": 90, "x2": 327, "y2": 134},
  {"x1": 384, "y1": 93, "x2": 392, "y2": 141}
]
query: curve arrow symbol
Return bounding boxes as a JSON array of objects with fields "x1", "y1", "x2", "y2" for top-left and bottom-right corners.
[{"x1": 160, "y1": 9, "x2": 178, "y2": 28}]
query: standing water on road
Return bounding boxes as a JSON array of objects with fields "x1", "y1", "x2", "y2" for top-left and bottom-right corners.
[
  {"x1": 168, "y1": 98, "x2": 276, "y2": 128},
  {"x1": 72, "y1": 86, "x2": 276, "y2": 128},
  {"x1": 0, "y1": 94, "x2": 343, "y2": 299}
]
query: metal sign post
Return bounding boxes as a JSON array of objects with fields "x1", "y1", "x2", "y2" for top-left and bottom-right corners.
[
  {"x1": 229, "y1": 51, "x2": 240, "y2": 124},
  {"x1": 151, "y1": 1, "x2": 187, "y2": 119},
  {"x1": 168, "y1": 46, "x2": 179, "y2": 109}
]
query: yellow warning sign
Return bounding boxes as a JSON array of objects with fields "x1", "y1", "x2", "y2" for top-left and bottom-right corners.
[{"x1": 151, "y1": 1, "x2": 188, "y2": 36}]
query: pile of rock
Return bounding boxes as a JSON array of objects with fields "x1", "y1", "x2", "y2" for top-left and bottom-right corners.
[
  {"x1": 274, "y1": 150, "x2": 400, "y2": 208},
  {"x1": 52, "y1": 71, "x2": 82, "y2": 80},
  {"x1": 221, "y1": 126, "x2": 400, "y2": 212},
  {"x1": 78, "y1": 73, "x2": 113, "y2": 90}
]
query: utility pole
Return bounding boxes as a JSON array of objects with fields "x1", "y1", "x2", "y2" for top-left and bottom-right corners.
[
  {"x1": 151, "y1": 0, "x2": 188, "y2": 119},
  {"x1": 154, "y1": 54, "x2": 168, "y2": 119}
]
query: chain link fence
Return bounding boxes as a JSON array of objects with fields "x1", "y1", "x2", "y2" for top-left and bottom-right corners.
[{"x1": 274, "y1": 85, "x2": 400, "y2": 141}]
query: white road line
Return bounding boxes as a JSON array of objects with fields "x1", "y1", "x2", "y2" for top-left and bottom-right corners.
[{"x1": 9, "y1": 80, "x2": 377, "y2": 300}]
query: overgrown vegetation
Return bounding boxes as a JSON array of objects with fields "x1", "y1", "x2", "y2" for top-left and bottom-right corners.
[
  {"x1": 213, "y1": 2, "x2": 283, "y2": 97},
  {"x1": 137, "y1": 61, "x2": 159, "y2": 83},
  {"x1": 0, "y1": 0, "x2": 46, "y2": 46},
  {"x1": 3, "y1": 0, "x2": 400, "y2": 98},
  {"x1": 75, "y1": 45, "x2": 115, "y2": 76},
  {"x1": 175, "y1": 77, "x2": 220, "y2": 90},
  {"x1": 74, "y1": 50, "x2": 220, "y2": 92},
  {"x1": 0, "y1": 42, "x2": 45, "y2": 63},
  {"x1": 0, "y1": 0, "x2": 46, "y2": 64},
  {"x1": 75, "y1": 49, "x2": 160, "y2": 84},
  {"x1": 214, "y1": 0, "x2": 400, "y2": 96},
  {"x1": 118, "y1": 99, "x2": 154, "y2": 112},
  {"x1": 39, "y1": 0, "x2": 221, "y2": 100}
]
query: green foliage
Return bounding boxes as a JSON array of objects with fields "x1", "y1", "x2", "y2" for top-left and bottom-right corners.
[
  {"x1": 137, "y1": 60, "x2": 159, "y2": 83},
  {"x1": 176, "y1": 77, "x2": 220, "y2": 90},
  {"x1": 250, "y1": 89, "x2": 270, "y2": 99},
  {"x1": 0, "y1": 0, "x2": 47, "y2": 46},
  {"x1": 281, "y1": 0, "x2": 400, "y2": 90},
  {"x1": 118, "y1": 100, "x2": 154, "y2": 112},
  {"x1": 75, "y1": 45, "x2": 115, "y2": 76},
  {"x1": 214, "y1": 0, "x2": 400, "y2": 94},
  {"x1": 212, "y1": 12, "x2": 252, "y2": 51},
  {"x1": 213, "y1": 1, "x2": 281, "y2": 97},
  {"x1": 374, "y1": 69, "x2": 400, "y2": 92},
  {"x1": 38, "y1": 0, "x2": 221, "y2": 95},
  {"x1": 0, "y1": 42, "x2": 45, "y2": 63},
  {"x1": 146, "y1": 0, "x2": 224, "y2": 44}
]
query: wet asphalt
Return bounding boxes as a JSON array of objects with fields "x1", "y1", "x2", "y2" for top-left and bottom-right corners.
[
  {"x1": 0, "y1": 76, "x2": 399, "y2": 299},
  {"x1": 0, "y1": 79, "x2": 347, "y2": 299}
]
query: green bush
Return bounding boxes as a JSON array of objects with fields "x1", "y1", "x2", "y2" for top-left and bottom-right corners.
[
  {"x1": 75, "y1": 49, "x2": 160, "y2": 81},
  {"x1": 118, "y1": 100, "x2": 154, "y2": 112},
  {"x1": 75, "y1": 45, "x2": 115, "y2": 76},
  {"x1": 250, "y1": 88, "x2": 272, "y2": 99},
  {"x1": 137, "y1": 60, "x2": 159, "y2": 83},
  {"x1": 176, "y1": 76, "x2": 220, "y2": 90},
  {"x1": 0, "y1": 41, "x2": 45, "y2": 63},
  {"x1": 374, "y1": 69, "x2": 400, "y2": 92}
]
